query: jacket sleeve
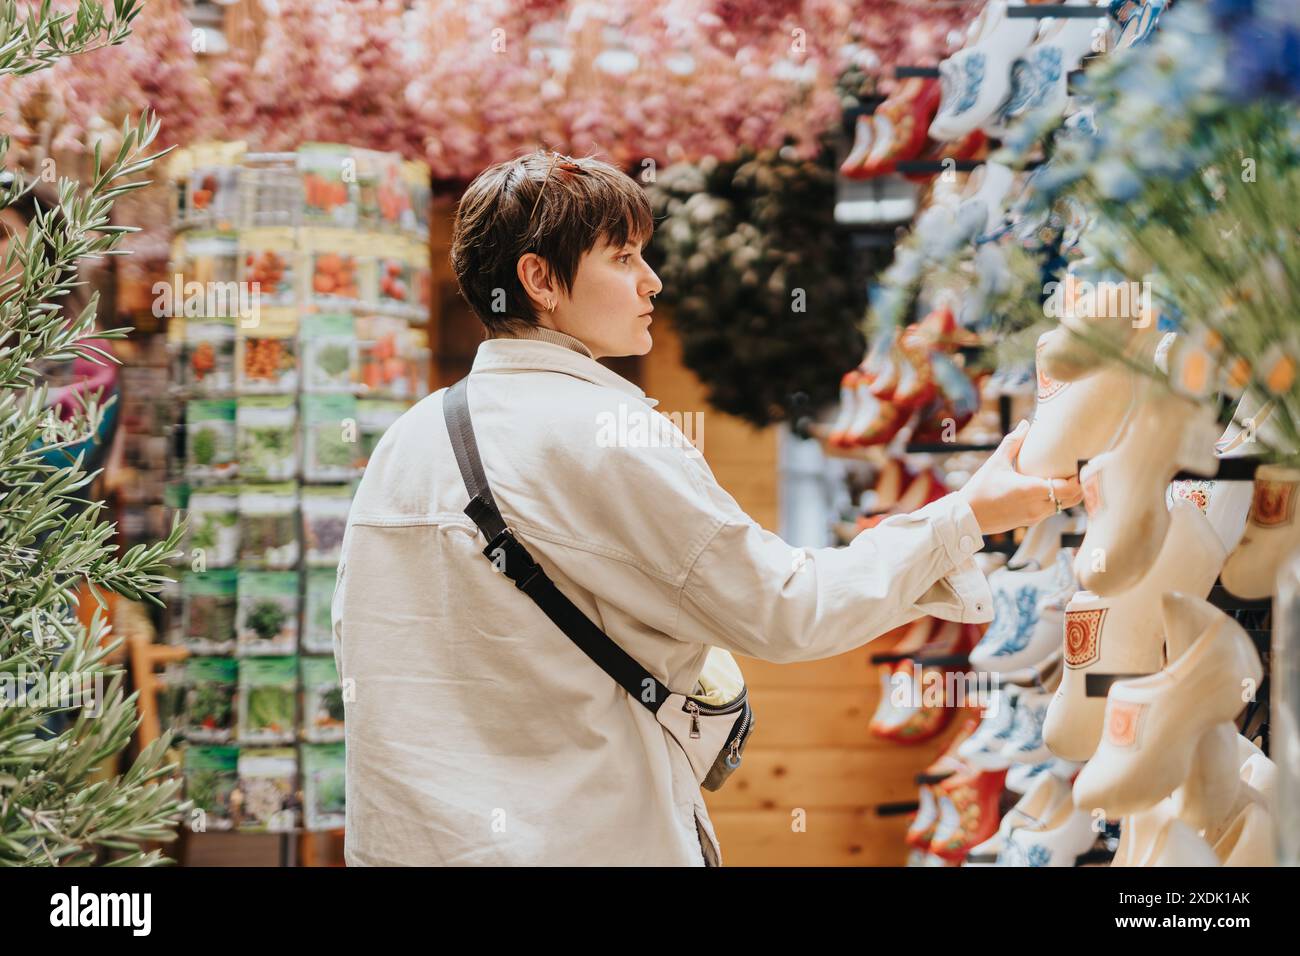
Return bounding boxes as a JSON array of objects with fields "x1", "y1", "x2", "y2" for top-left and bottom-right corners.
[
  {"x1": 523, "y1": 429, "x2": 994, "y2": 666},
  {"x1": 673, "y1": 492, "x2": 993, "y2": 664}
]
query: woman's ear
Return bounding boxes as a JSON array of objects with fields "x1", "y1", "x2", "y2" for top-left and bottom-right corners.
[{"x1": 516, "y1": 251, "x2": 555, "y2": 312}]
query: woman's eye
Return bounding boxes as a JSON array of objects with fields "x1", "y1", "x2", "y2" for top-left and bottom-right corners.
[{"x1": 617, "y1": 253, "x2": 632, "y2": 264}]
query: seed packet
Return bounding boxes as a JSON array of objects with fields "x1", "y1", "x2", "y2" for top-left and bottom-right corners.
[
  {"x1": 411, "y1": 259, "x2": 432, "y2": 316},
  {"x1": 299, "y1": 143, "x2": 359, "y2": 227},
  {"x1": 302, "y1": 485, "x2": 353, "y2": 567},
  {"x1": 365, "y1": 152, "x2": 405, "y2": 231},
  {"x1": 356, "y1": 314, "x2": 410, "y2": 398},
  {"x1": 236, "y1": 308, "x2": 299, "y2": 395},
  {"x1": 181, "y1": 656, "x2": 238, "y2": 743},
  {"x1": 186, "y1": 142, "x2": 246, "y2": 229},
  {"x1": 237, "y1": 656, "x2": 298, "y2": 745},
  {"x1": 236, "y1": 569, "x2": 299, "y2": 655},
  {"x1": 183, "y1": 316, "x2": 236, "y2": 395},
  {"x1": 373, "y1": 235, "x2": 416, "y2": 314},
  {"x1": 236, "y1": 747, "x2": 298, "y2": 832},
  {"x1": 301, "y1": 655, "x2": 344, "y2": 743},
  {"x1": 357, "y1": 399, "x2": 406, "y2": 468},
  {"x1": 237, "y1": 396, "x2": 298, "y2": 482},
  {"x1": 300, "y1": 312, "x2": 358, "y2": 393},
  {"x1": 302, "y1": 228, "x2": 373, "y2": 308},
  {"x1": 183, "y1": 745, "x2": 239, "y2": 832},
  {"x1": 156, "y1": 662, "x2": 187, "y2": 735},
  {"x1": 186, "y1": 399, "x2": 238, "y2": 480},
  {"x1": 301, "y1": 742, "x2": 346, "y2": 831},
  {"x1": 181, "y1": 568, "x2": 239, "y2": 656},
  {"x1": 175, "y1": 231, "x2": 241, "y2": 289},
  {"x1": 407, "y1": 330, "x2": 431, "y2": 397},
  {"x1": 306, "y1": 247, "x2": 362, "y2": 307},
  {"x1": 302, "y1": 566, "x2": 338, "y2": 654},
  {"x1": 403, "y1": 159, "x2": 432, "y2": 237},
  {"x1": 238, "y1": 227, "x2": 296, "y2": 307},
  {"x1": 238, "y1": 153, "x2": 300, "y2": 228},
  {"x1": 160, "y1": 559, "x2": 187, "y2": 646},
  {"x1": 237, "y1": 483, "x2": 299, "y2": 570},
  {"x1": 352, "y1": 148, "x2": 385, "y2": 230},
  {"x1": 185, "y1": 486, "x2": 240, "y2": 568},
  {"x1": 303, "y1": 393, "x2": 361, "y2": 482}
]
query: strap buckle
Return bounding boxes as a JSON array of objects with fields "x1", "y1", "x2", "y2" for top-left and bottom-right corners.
[{"x1": 483, "y1": 527, "x2": 544, "y2": 592}]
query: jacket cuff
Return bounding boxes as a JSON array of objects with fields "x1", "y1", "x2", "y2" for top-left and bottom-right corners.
[
  {"x1": 913, "y1": 492, "x2": 986, "y2": 567},
  {"x1": 912, "y1": 493, "x2": 994, "y2": 623}
]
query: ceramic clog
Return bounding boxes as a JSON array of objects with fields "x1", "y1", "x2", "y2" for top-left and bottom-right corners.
[
  {"x1": 930, "y1": 1, "x2": 1038, "y2": 141},
  {"x1": 1220, "y1": 464, "x2": 1300, "y2": 600},
  {"x1": 1072, "y1": 593, "x2": 1262, "y2": 820},
  {"x1": 1044, "y1": 502, "x2": 1226, "y2": 761},
  {"x1": 1075, "y1": 377, "x2": 1222, "y2": 595}
]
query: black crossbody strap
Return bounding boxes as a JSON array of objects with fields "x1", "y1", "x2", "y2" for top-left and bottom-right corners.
[{"x1": 442, "y1": 377, "x2": 671, "y2": 713}]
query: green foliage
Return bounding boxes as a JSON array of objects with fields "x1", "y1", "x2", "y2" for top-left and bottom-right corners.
[{"x1": 0, "y1": 0, "x2": 189, "y2": 866}]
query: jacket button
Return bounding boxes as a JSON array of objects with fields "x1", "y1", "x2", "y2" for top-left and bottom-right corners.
[{"x1": 958, "y1": 534, "x2": 977, "y2": 554}]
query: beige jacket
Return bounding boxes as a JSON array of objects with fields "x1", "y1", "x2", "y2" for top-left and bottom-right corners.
[{"x1": 332, "y1": 333, "x2": 993, "y2": 867}]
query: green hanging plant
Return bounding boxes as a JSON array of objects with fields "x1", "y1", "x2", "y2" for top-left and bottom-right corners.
[{"x1": 646, "y1": 145, "x2": 866, "y2": 428}]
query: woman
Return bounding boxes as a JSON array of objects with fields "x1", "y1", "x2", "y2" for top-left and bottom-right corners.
[{"x1": 332, "y1": 149, "x2": 1081, "y2": 867}]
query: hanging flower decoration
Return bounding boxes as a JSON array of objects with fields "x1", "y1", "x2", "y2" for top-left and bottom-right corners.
[{"x1": 2, "y1": 0, "x2": 979, "y2": 185}]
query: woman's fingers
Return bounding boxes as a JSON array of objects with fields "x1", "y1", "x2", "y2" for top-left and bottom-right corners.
[
  {"x1": 994, "y1": 419, "x2": 1031, "y2": 465},
  {"x1": 1052, "y1": 476, "x2": 1084, "y2": 508}
]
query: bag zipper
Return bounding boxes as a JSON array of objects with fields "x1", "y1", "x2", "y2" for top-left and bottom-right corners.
[
  {"x1": 725, "y1": 704, "x2": 754, "y2": 769},
  {"x1": 681, "y1": 686, "x2": 748, "y2": 717}
]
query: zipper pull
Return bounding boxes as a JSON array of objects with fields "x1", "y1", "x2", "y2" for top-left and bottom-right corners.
[
  {"x1": 727, "y1": 738, "x2": 741, "y2": 769},
  {"x1": 687, "y1": 701, "x2": 701, "y2": 738}
]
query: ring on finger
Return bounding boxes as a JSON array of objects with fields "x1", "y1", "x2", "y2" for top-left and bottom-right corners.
[{"x1": 1047, "y1": 479, "x2": 1061, "y2": 513}]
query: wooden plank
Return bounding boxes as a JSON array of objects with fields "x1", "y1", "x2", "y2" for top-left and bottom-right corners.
[
  {"x1": 734, "y1": 624, "x2": 929, "y2": 688},
  {"x1": 741, "y1": 686, "x2": 979, "y2": 748},
  {"x1": 709, "y1": 808, "x2": 913, "y2": 867},
  {"x1": 703, "y1": 746, "x2": 947, "y2": 811}
]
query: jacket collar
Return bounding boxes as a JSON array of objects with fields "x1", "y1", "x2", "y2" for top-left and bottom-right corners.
[{"x1": 470, "y1": 337, "x2": 659, "y2": 408}]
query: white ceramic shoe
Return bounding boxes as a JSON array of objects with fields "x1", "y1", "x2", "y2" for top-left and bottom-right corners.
[
  {"x1": 1007, "y1": 755, "x2": 1081, "y2": 794},
  {"x1": 827, "y1": 367, "x2": 864, "y2": 444},
  {"x1": 971, "y1": 549, "x2": 1076, "y2": 674},
  {"x1": 966, "y1": 771, "x2": 1073, "y2": 866},
  {"x1": 1212, "y1": 801, "x2": 1276, "y2": 866},
  {"x1": 957, "y1": 684, "x2": 1020, "y2": 771},
  {"x1": 930, "y1": 1, "x2": 1038, "y2": 141},
  {"x1": 1075, "y1": 377, "x2": 1223, "y2": 595},
  {"x1": 1169, "y1": 722, "x2": 1242, "y2": 834},
  {"x1": 1167, "y1": 478, "x2": 1253, "y2": 556},
  {"x1": 962, "y1": 832, "x2": 1004, "y2": 866},
  {"x1": 1006, "y1": 509, "x2": 1077, "y2": 571},
  {"x1": 1112, "y1": 798, "x2": 1220, "y2": 867},
  {"x1": 1238, "y1": 746, "x2": 1277, "y2": 812},
  {"x1": 1189, "y1": 395, "x2": 1286, "y2": 553},
  {"x1": 1001, "y1": 665, "x2": 1059, "y2": 765},
  {"x1": 986, "y1": 2, "x2": 1108, "y2": 135},
  {"x1": 1220, "y1": 464, "x2": 1300, "y2": 600},
  {"x1": 1216, "y1": 391, "x2": 1290, "y2": 459},
  {"x1": 998, "y1": 797, "x2": 1096, "y2": 867},
  {"x1": 953, "y1": 162, "x2": 1015, "y2": 244},
  {"x1": 1044, "y1": 500, "x2": 1225, "y2": 761},
  {"x1": 1017, "y1": 327, "x2": 1140, "y2": 480},
  {"x1": 1072, "y1": 593, "x2": 1263, "y2": 820}
]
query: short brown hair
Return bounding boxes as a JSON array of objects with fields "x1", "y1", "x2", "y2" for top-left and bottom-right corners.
[{"x1": 450, "y1": 149, "x2": 654, "y2": 335}]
